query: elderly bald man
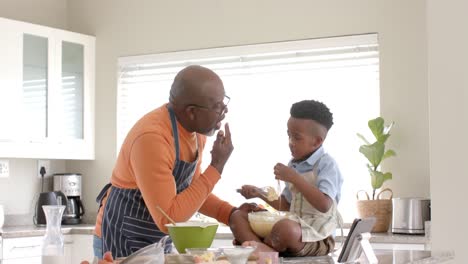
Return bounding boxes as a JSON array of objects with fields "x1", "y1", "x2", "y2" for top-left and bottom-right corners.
[{"x1": 91, "y1": 65, "x2": 258, "y2": 259}]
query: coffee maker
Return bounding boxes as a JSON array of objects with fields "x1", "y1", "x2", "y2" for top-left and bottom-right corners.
[{"x1": 53, "y1": 173, "x2": 85, "y2": 225}]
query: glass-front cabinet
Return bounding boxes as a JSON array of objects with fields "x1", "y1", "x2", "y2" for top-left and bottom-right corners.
[
  {"x1": 59, "y1": 41, "x2": 84, "y2": 140},
  {"x1": 0, "y1": 17, "x2": 95, "y2": 159},
  {"x1": 22, "y1": 34, "x2": 49, "y2": 140}
]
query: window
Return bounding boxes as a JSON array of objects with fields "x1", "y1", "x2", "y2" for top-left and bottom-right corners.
[{"x1": 117, "y1": 34, "x2": 379, "y2": 223}]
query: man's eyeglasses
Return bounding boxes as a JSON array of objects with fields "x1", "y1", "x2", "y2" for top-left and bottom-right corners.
[{"x1": 188, "y1": 95, "x2": 230, "y2": 115}]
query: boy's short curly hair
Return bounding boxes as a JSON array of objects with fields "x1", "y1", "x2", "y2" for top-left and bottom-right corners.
[{"x1": 290, "y1": 100, "x2": 334, "y2": 131}]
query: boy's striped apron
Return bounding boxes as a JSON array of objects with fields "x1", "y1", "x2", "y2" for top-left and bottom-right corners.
[{"x1": 99, "y1": 106, "x2": 199, "y2": 258}]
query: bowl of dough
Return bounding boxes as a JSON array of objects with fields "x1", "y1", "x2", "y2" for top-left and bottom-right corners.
[{"x1": 248, "y1": 211, "x2": 296, "y2": 238}]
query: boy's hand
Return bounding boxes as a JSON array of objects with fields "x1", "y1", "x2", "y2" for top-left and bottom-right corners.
[
  {"x1": 274, "y1": 163, "x2": 298, "y2": 184},
  {"x1": 237, "y1": 185, "x2": 262, "y2": 199}
]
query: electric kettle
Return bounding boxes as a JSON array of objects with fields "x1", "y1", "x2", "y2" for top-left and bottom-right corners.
[{"x1": 34, "y1": 191, "x2": 68, "y2": 226}]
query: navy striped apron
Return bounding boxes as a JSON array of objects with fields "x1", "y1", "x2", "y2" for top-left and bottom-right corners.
[{"x1": 99, "y1": 106, "x2": 199, "y2": 258}]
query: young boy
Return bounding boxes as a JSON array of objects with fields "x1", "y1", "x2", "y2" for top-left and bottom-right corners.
[{"x1": 230, "y1": 99, "x2": 343, "y2": 257}]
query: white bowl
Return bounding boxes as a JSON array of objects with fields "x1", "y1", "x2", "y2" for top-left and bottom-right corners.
[{"x1": 220, "y1": 246, "x2": 256, "y2": 264}]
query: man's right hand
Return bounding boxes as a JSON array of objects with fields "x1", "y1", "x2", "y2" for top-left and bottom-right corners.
[
  {"x1": 80, "y1": 252, "x2": 114, "y2": 264},
  {"x1": 210, "y1": 123, "x2": 233, "y2": 174},
  {"x1": 238, "y1": 202, "x2": 264, "y2": 213}
]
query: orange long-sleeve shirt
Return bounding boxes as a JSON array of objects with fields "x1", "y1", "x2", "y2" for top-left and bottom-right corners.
[{"x1": 94, "y1": 104, "x2": 234, "y2": 236}]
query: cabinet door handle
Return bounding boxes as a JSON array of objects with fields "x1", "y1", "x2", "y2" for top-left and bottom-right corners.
[{"x1": 11, "y1": 244, "x2": 41, "y2": 250}]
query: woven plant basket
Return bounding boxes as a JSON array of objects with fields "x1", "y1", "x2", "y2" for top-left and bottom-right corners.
[{"x1": 356, "y1": 188, "x2": 393, "y2": 233}]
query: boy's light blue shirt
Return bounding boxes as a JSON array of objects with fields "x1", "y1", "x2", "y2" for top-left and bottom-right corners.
[{"x1": 282, "y1": 146, "x2": 343, "y2": 204}]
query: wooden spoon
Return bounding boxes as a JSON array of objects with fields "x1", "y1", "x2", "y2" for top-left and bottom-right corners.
[{"x1": 156, "y1": 206, "x2": 177, "y2": 226}]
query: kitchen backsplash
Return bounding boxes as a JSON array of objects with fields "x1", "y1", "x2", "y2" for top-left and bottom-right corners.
[{"x1": 0, "y1": 159, "x2": 65, "y2": 223}]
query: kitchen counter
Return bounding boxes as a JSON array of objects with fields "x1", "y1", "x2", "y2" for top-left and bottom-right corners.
[
  {"x1": 167, "y1": 250, "x2": 453, "y2": 264},
  {"x1": 0, "y1": 224, "x2": 95, "y2": 238},
  {"x1": 215, "y1": 225, "x2": 428, "y2": 245},
  {"x1": 281, "y1": 249, "x2": 454, "y2": 263},
  {"x1": 1, "y1": 225, "x2": 450, "y2": 263},
  {"x1": 0, "y1": 224, "x2": 428, "y2": 245}
]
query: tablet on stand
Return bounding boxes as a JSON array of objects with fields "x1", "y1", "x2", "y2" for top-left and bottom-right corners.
[{"x1": 337, "y1": 218, "x2": 378, "y2": 263}]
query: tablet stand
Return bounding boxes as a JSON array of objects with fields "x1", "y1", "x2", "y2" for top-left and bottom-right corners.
[{"x1": 345, "y1": 232, "x2": 378, "y2": 263}]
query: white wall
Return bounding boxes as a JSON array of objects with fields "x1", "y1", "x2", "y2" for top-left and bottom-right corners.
[
  {"x1": 0, "y1": 0, "x2": 67, "y2": 29},
  {"x1": 65, "y1": 0, "x2": 430, "y2": 224},
  {"x1": 0, "y1": 0, "x2": 67, "y2": 222},
  {"x1": 0, "y1": 159, "x2": 65, "y2": 216},
  {"x1": 427, "y1": 0, "x2": 468, "y2": 263}
]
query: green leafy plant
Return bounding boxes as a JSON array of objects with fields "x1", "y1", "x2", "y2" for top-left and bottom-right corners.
[{"x1": 357, "y1": 117, "x2": 396, "y2": 200}]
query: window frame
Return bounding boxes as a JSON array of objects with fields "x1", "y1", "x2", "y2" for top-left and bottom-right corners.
[{"x1": 117, "y1": 34, "x2": 380, "y2": 224}]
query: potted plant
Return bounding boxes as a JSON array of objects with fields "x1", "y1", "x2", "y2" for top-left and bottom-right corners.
[{"x1": 356, "y1": 117, "x2": 396, "y2": 232}]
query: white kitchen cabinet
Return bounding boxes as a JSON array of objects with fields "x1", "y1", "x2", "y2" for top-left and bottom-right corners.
[
  {"x1": 2, "y1": 258, "x2": 40, "y2": 264},
  {"x1": 70, "y1": 234, "x2": 94, "y2": 264},
  {"x1": 0, "y1": 17, "x2": 95, "y2": 160},
  {"x1": 1, "y1": 236, "x2": 42, "y2": 264},
  {"x1": 0, "y1": 235, "x2": 78, "y2": 264}
]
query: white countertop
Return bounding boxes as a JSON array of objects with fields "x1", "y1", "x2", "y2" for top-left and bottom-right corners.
[
  {"x1": 0, "y1": 224, "x2": 95, "y2": 238},
  {"x1": 215, "y1": 225, "x2": 428, "y2": 244},
  {"x1": 281, "y1": 250, "x2": 453, "y2": 264},
  {"x1": 0, "y1": 223, "x2": 428, "y2": 245},
  {"x1": 0, "y1": 225, "x2": 446, "y2": 263}
]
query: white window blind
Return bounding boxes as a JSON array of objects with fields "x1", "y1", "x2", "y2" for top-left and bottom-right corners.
[{"x1": 118, "y1": 34, "x2": 380, "y2": 223}]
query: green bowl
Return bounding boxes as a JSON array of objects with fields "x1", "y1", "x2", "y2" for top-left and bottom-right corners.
[{"x1": 165, "y1": 221, "x2": 219, "y2": 253}]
